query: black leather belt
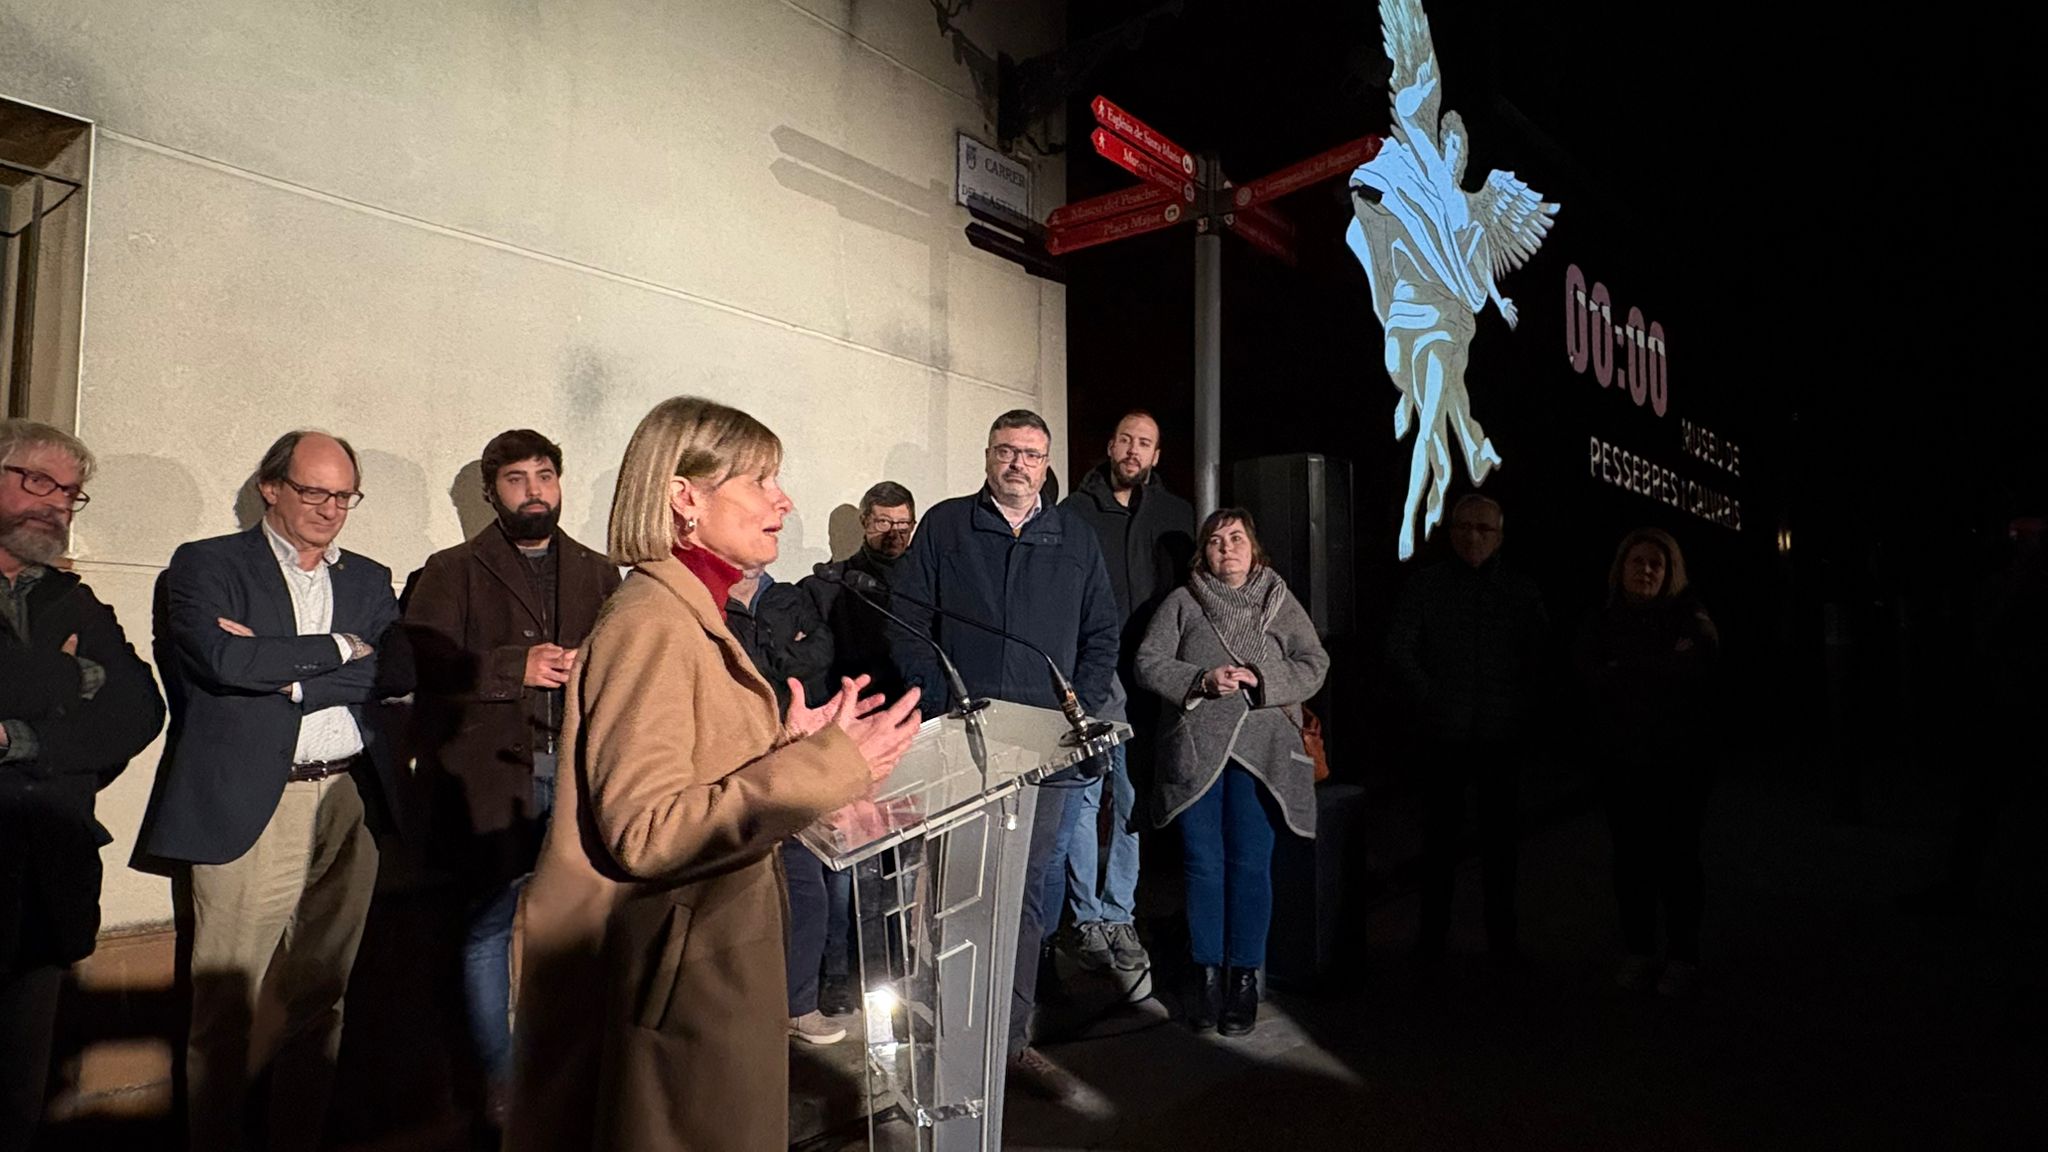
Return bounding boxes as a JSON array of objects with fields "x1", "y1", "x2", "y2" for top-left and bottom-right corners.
[{"x1": 288, "y1": 757, "x2": 357, "y2": 783}]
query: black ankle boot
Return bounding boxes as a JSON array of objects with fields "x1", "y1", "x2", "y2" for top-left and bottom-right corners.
[
  {"x1": 1184, "y1": 964, "x2": 1222, "y2": 1032},
  {"x1": 1218, "y1": 967, "x2": 1259, "y2": 1036}
]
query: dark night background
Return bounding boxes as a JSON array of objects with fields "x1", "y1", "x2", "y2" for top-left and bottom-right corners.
[{"x1": 1056, "y1": 0, "x2": 2038, "y2": 787}]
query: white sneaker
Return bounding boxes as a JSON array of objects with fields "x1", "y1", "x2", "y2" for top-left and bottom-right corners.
[{"x1": 789, "y1": 1010, "x2": 848, "y2": 1045}]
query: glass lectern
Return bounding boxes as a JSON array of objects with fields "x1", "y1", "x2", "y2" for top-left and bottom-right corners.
[{"x1": 797, "y1": 701, "x2": 1129, "y2": 1151}]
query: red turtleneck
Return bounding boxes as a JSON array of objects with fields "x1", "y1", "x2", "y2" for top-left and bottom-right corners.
[{"x1": 674, "y1": 544, "x2": 743, "y2": 621}]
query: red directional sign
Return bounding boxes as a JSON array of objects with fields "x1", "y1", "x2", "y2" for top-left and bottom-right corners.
[
  {"x1": 1047, "y1": 183, "x2": 1174, "y2": 229},
  {"x1": 1092, "y1": 130, "x2": 1196, "y2": 203},
  {"x1": 1225, "y1": 211, "x2": 1296, "y2": 265},
  {"x1": 1090, "y1": 95, "x2": 1196, "y2": 178},
  {"x1": 1235, "y1": 135, "x2": 1384, "y2": 209},
  {"x1": 1238, "y1": 199, "x2": 1295, "y2": 242},
  {"x1": 1047, "y1": 201, "x2": 1187, "y2": 256}
]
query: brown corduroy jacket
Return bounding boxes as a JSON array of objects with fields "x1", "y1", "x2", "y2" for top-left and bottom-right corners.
[{"x1": 507, "y1": 553, "x2": 871, "y2": 1152}]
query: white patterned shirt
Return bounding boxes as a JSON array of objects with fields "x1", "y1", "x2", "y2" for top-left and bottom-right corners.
[{"x1": 261, "y1": 519, "x2": 365, "y2": 764}]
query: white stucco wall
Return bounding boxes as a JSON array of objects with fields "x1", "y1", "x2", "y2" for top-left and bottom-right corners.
[{"x1": 1, "y1": 0, "x2": 1067, "y2": 930}]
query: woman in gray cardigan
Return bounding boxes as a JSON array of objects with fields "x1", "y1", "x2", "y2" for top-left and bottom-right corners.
[{"x1": 1136, "y1": 508, "x2": 1330, "y2": 1036}]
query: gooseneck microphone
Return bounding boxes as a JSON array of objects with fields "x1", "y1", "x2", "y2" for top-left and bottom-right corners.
[
  {"x1": 836, "y1": 569, "x2": 1113, "y2": 747},
  {"x1": 810, "y1": 563, "x2": 990, "y2": 779}
]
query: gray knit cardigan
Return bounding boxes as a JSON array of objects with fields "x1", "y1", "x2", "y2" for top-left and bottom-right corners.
[{"x1": 1134, "y1": 579, "x2": 1331, "y2": 837}]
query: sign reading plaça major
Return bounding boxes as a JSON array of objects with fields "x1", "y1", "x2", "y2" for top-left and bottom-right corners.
[
  {"x1": 957, "y1": 134, "x2": 1033, "y2": 220},
  {"x1": 1345, "y1": 0, "x2": 1561, "y2": 560}
]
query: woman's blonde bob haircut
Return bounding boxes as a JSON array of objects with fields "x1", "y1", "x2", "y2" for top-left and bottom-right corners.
[{"x1": 607, "y1": 396, "x2": 783, "y2": 565}]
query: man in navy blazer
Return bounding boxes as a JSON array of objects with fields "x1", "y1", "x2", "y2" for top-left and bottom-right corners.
[{"x1": 140, "y1": 430, "x2": 411, "y2": 1152}]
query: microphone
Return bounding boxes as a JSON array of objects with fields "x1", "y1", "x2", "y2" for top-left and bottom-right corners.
[
  {"x1": 839, "y1": 569, "x2": 1112, "y2": 747},
  {"x1": 812, "y1": 562, "x2": 991, "y2": 779}
]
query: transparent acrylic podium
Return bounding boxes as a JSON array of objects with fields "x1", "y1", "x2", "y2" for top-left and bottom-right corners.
[{"x1": 797, "y1": 701, "x2": 1129, "y2": 1151}]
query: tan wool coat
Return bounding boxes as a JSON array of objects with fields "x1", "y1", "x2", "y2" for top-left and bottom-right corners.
[{"x1": 506, "y1": 554, "x2": 872, "y2": 1152}]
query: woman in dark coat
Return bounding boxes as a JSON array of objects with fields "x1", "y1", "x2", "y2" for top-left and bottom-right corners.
[
  {"x1": 1576, "y1": 526, "x2": 1719, "y2": 997},
  {"x1": 1136, "y1": 509, "x2": 1329, "y2": 1037}
]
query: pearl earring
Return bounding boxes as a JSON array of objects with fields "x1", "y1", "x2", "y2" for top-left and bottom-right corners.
[{"x1": 683, "y1": 517, "x2": 698, "y2": 533}]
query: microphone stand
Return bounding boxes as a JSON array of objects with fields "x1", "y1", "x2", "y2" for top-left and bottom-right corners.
[
  {"x1": 820, "y1": 568, "x2": 992, "y2": 790},
  {"x1": 843, "y1": 571, "x2": 1115, "y2": 749}
]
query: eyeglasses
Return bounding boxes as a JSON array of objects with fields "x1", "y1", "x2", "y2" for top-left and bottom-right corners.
[
  {"x1": 987, "y1": 445, "x2": 1049, "y2": 466},
  {"x1": 279, "y1": 477, "x2": 365, "y2": 510},
  {"x1": 865, "y1": 516, "x2": 917, "y2": 532},
  {"x1": 4, "y1": 465, "x2": 90, "y2": 511}
]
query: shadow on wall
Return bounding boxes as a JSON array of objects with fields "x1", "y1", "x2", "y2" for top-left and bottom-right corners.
[
  {"x1": 885, "y1": 444, "x2": 940, "y2": 518},
  {"x1": 778, "y1": 509, "x2": 825, "y2": 578},
  {"x1": 447, "y1": 459, "x2": 494, "y2": 540},
  {"x1": 576, "y1": 466, "x2": 620, "y2": 553},
  {"x1": 233, "y1": 474, "x2": 265, "y2": 532},
  {"x1": 356, "y1": 449, "x2": 433, "y2": 572},
  {"x1": 769, "y1": 124, "x2": 960, "y2": 517},
  {"x1": 76, "y1": 455, "x2": 204, "y2": 565},
  {"x1": 828, "y1": 503, "x2": 863, "y2": 559}
]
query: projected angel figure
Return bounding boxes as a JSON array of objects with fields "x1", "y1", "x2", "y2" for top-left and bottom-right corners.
[{"x1": 1347, "y1": 0, "x2": 1559, "y2": 560}]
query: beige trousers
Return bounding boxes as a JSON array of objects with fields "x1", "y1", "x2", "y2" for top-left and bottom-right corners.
[{"x1": 175, "y1": 773, "x2": 378, "y2": 1152}]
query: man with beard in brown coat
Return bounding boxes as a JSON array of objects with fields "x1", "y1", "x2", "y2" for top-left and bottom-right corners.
[{"x1": 403, "y1": 429, "x2": 620, "y2": 1128}]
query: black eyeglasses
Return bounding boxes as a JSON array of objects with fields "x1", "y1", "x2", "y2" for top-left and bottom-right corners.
[
  {"x1": 4, "y1": 465, "x2": 90, "y2": 511},
  {"x1": 865, "y1": 515, "x2": 917, "y2": 532},
  {"x1": 279, "y1": 477, "x2": 365, "y2": 510},
  {"x1": 987, "y1": 445, "x2": 1049, "y2": 465}
]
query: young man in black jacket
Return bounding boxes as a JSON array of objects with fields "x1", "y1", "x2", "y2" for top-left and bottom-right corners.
[
  {"x1": 1053, "y1": 412, "x2": 1195, "y2": 972},
  {"x1": 0, "y1": 421, "x2": 165, "y2": 1152}
]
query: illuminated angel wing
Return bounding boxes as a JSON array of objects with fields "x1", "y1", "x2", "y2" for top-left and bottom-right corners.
[
  {"x1": 1380, "y1": 0, "x2": 1442, "y2": 148},
  {"x1": 1472, "y1": 168, "x2": 1559, "y2": 277}
]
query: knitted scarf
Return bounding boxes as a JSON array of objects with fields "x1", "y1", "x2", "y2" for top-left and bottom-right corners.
[{"x1": 1187, "y1": 566, "x2": 1285, "y2": 670}]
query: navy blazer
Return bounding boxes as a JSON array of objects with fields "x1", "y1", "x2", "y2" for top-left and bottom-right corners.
[{"x1": 139, "y1": 526, "x2": 412, "y2": 866}]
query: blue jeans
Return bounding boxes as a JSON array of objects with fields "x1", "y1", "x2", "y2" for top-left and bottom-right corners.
[
  {"x1": 462, "y1": 878, "x2": 521, "y2": 1082},
  {"x1": 824, "y1": 864, "x2": 853, "y2": 980},
  {"x1": 1043, "y1": 746, "x2": 1139, "y2": 926},
  {"x1": 1180, "y1": 763, "x2": 1279, "y2": 970},
  {"x1": 461, "y1": 767, "x2": 554, "y2": 1083},
  {"x1": 782, "y1": 840, "x2": 829, "y2": 1015},
  {"x1": 1011, "y1": 783, "x2": 1071, "y2": 1056}
]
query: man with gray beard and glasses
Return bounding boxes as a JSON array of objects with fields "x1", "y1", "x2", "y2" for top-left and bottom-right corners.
[{"x1": 0, "y1": 420, "x2": 164, "y2": 1152}]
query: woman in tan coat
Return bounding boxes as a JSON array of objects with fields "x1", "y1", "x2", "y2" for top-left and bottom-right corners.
[{"x1": 507, "y1": 397, "x2": 920, "y2": 1151}]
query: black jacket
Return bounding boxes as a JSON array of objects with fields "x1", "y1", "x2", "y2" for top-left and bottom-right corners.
[
  {"x1": 1061, "y1": 462, "x2": 1196, "y2": 655},
  {"x1": 1574, "y1": 591, "x2": 1719, "y2": 765},
  {"x1": 1064, "y1": 459, "x2": 1196, "y2": 672},
  {"x1": 889, "y1": 490, "x2": 1121, "y2": 719},
  {"x1": 802, "y1": 547, "x2": 912, "y2": 702},
  {"x1": 1386, "y1": 556, "x2": 1549, "y2": 744},
  {"x1": 139, "y1": 527, "x2": 413, "y2": 867},
  {"x1": 1, "y1": 568, "x2": 165, "y2": 967},
  {"x1": 727, "y1": 573, "x2": 833, "y2": 718}
]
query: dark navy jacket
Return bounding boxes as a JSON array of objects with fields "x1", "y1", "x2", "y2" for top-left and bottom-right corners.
[
  {"x1": 889, "y1": 490, "x2": 1121, "y2": 720},
  {"x1": 139, "y1": 527, "x2": 412, "y2": 867}
]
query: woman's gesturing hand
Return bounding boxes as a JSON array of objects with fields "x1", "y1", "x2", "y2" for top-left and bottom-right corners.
[
  {"x1": 786, "y1": 675, "x2": 886, "y2": 741},
  {"x1": 837, "y1": 686, "x2": 923, "y2": 783}
]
